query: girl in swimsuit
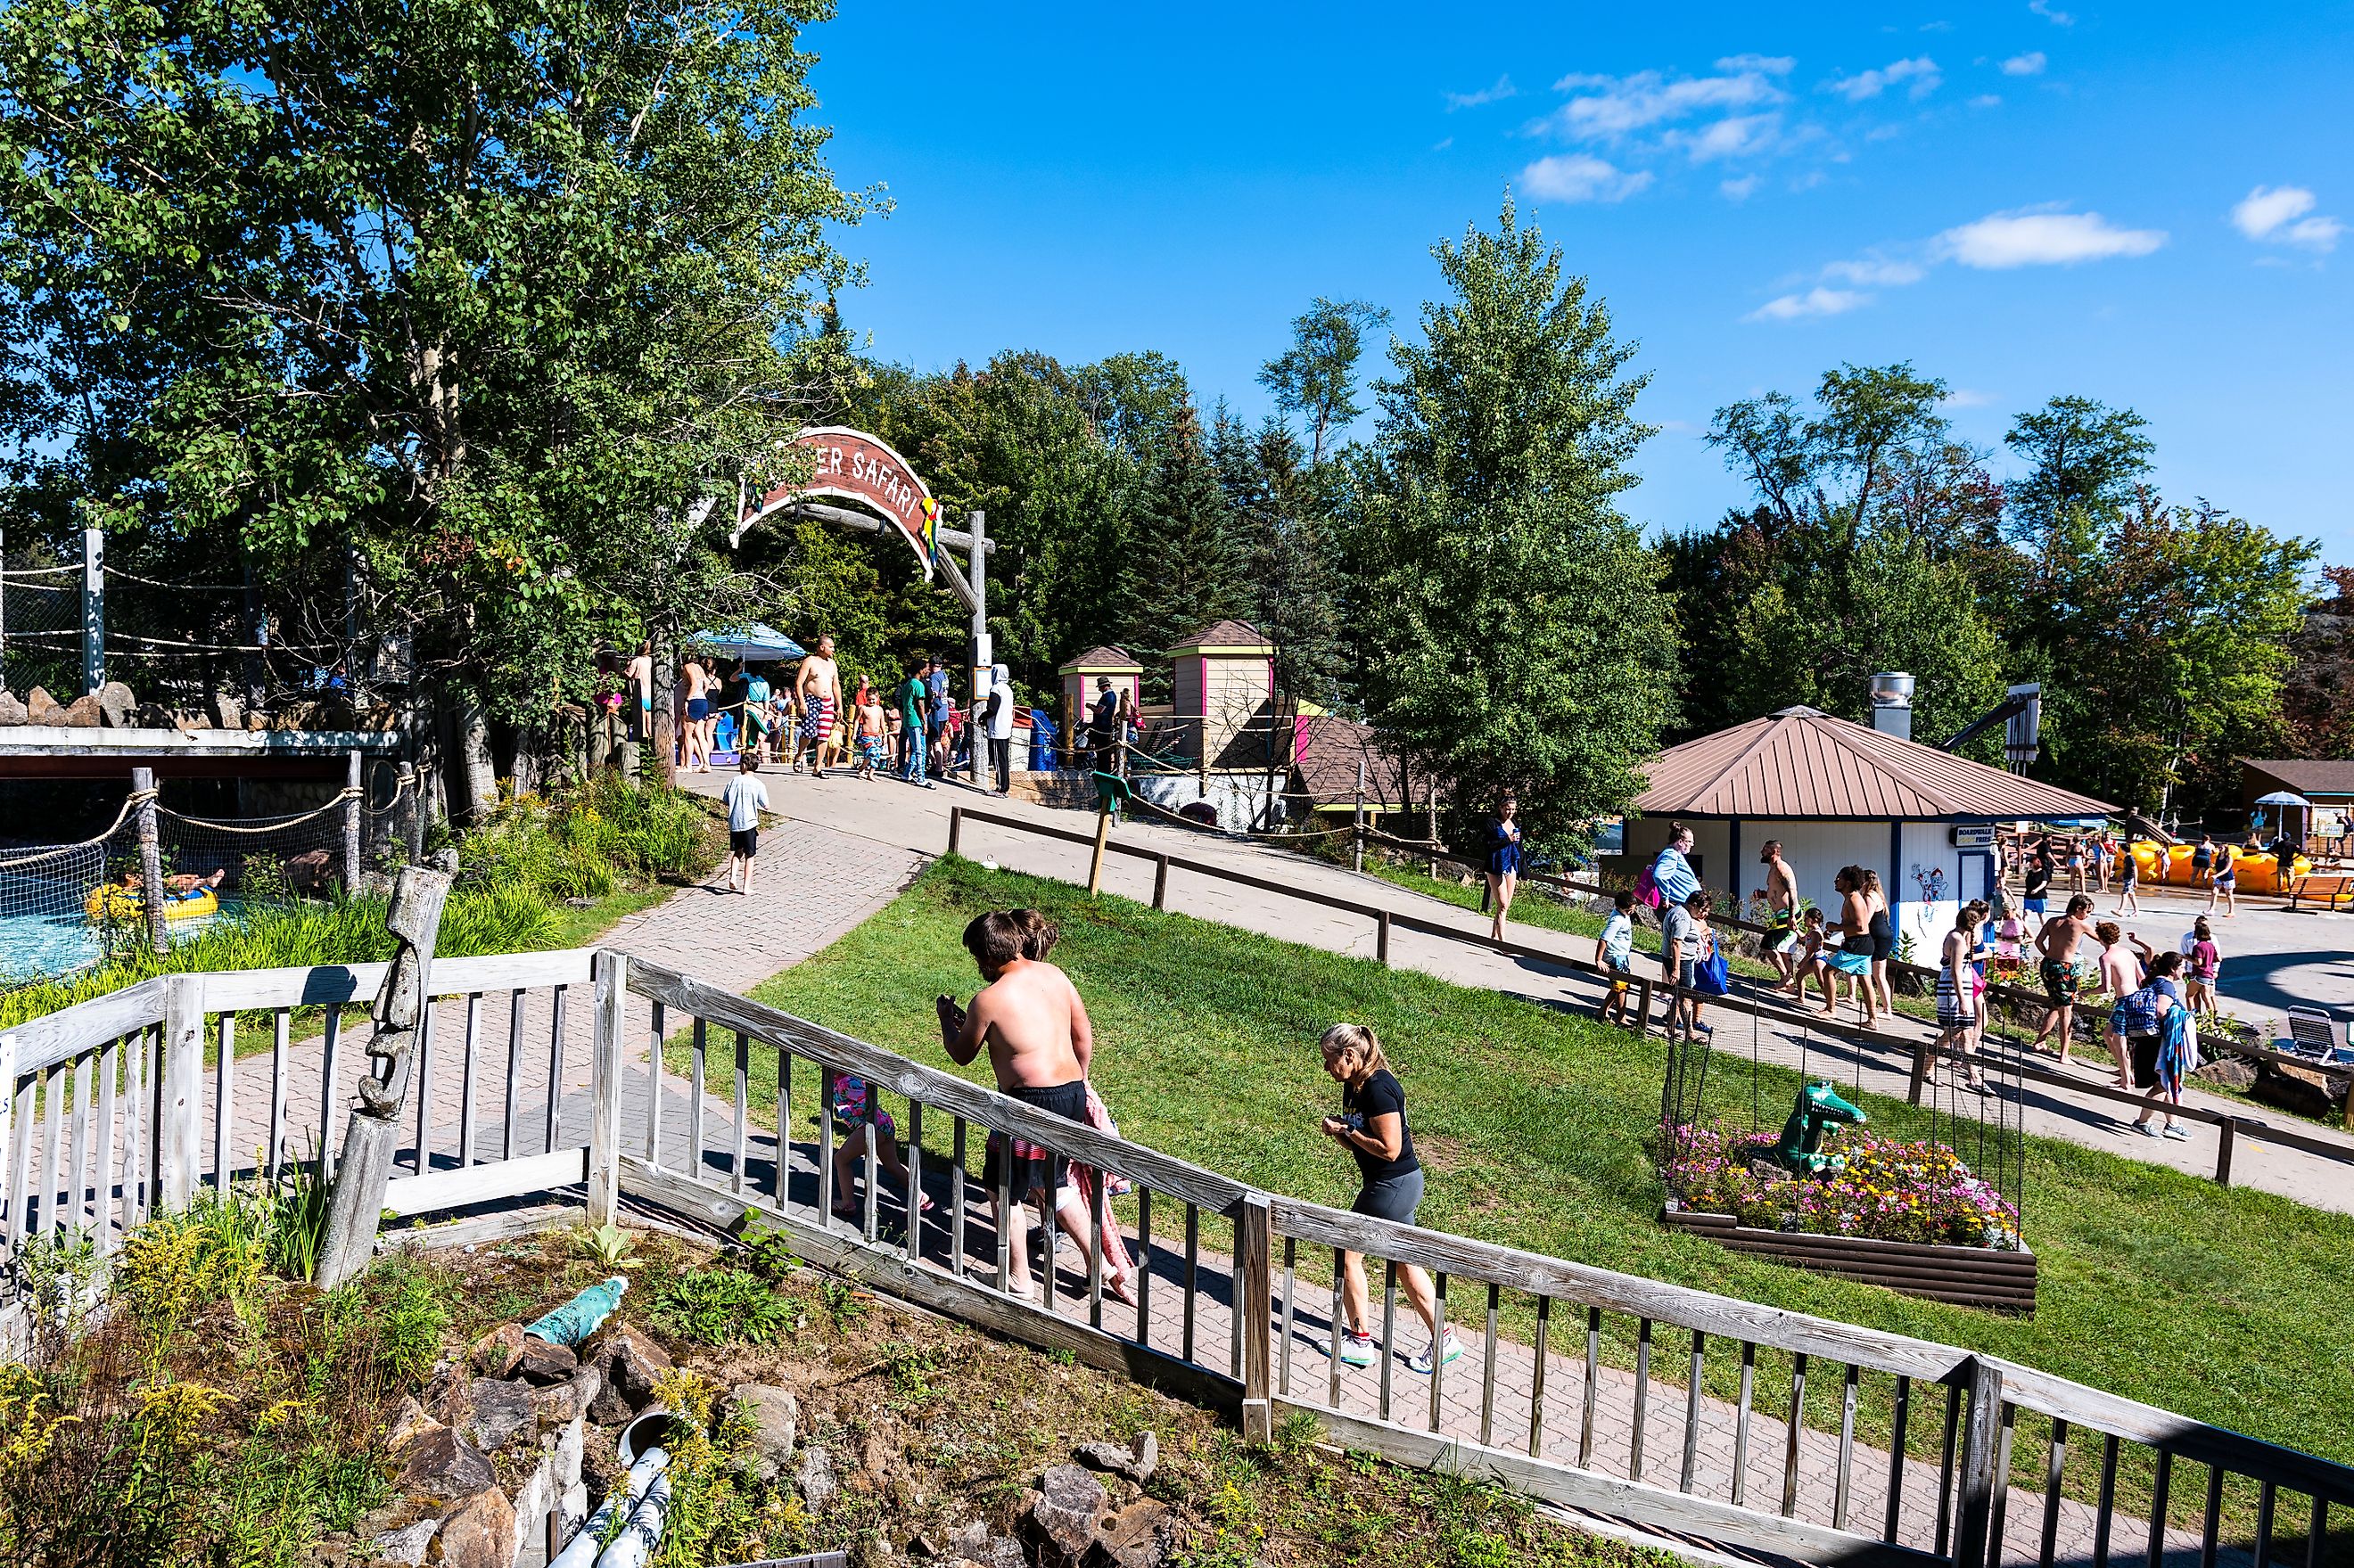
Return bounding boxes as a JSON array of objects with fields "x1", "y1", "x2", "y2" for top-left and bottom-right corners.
[{"x1": 1861, "y1": 869, "x2": 1897, "y2": 1019}]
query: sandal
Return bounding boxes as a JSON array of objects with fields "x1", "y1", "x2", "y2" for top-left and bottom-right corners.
[
  {"x1": 1107, "y1": 1271, "x2": 1140, "y2": 1308},
  {"x1": 831, "y1": 1198, "x2": 863, "y2": 1219}
]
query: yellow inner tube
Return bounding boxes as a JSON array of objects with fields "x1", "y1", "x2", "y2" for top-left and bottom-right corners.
[{"x1": 85, "y1": 885, "x2": 218, "y2": 922}]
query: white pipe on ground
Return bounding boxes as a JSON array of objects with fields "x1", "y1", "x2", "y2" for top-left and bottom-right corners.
[
  {"x1": 547, "y1": 1449, "x2": 669, "y2": 1568},
  {"x1": 592, "y1": 1468, "x2": 673, "y2": 1568}
]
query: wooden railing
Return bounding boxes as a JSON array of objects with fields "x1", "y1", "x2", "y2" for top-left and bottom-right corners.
[
  {"x1": 601, "y1": 952, "x2": 2354, "y2": 1568},
  {"x1": 9, "y1": 944, "x2": 2352, "y2": 1568},
  {"x1": 946, "y1": 805, "x2": 2354, "y2": 1189},
  {"x1": 0, "y1": 949, "x2": 597, "y2": 1251}
]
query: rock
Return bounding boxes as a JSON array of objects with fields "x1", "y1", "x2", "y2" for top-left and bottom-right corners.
[
  {"x1": 468, "y1": 1323, "x2": 527, "y2": 1378},
  {"x1": 516, "y1": 1334, "x2": 578, "y2": 1384},
  {"x1": 2195, "y1": 1056, "x2": 2257, "y2": 1090},
  {"x1": 568, "y1": 1364, "x2": 609, "y2": 1426},
  {"x1": 386, "y1": 1397, "x2": 436, "y2": 1452},
  {"x1": 0, "y1": 690, "x2": 25, "y2": 727},
  {"x1": 367, "y1": 1517, "x2": 439, "y2": 1566},
  {"x1": 2252, "y1": 1063, "x2": 2342, "y2": 1121},
  {"x1": 244, "y1": 710, "x2": 269, "y2": 730},
  {"x1": 434, "y1": 1485, "x2": 516, "y2": 1568},
  {"x1": 1023, "y1": 1464, "x2": 1110, "y2": 1568},
  {"x1": 391, "y1": 1424, "x2": 494, "y2": 1505},
  {"x1": 729, "y1": 1383, "x2": 798, "y2": 1480},
  {"x1": 441, "y1": 1377, "x2": 539, "y2": 1453},
  {"x1": 1073, "y1": 1431, "x2": 1156, "y2": 1484},
  {"x1": 60, "y1": 694, "x2": 101, "y2": 727},
  {"x1": 210, "y1": 690, "x2": 243, "y2": 730},
  {"x1": 25, "y1": 686, "x2": 60, "y2": 724},
  {"x1": 96, "y1": 681, "x2": 136, "y2": 727},
  {"x1": 796, "y1": 1442, "x2": 839, "y2": 1511},
  {"x1": 529, "y1": 1379, "x2": 583, "y2": 1428},
  {"x1": 1086, "y1": 1499, "x2": 1178, "y2": 1568},
  {"x1": 593, "y1": 1326, "x2": 674, "y2": 1414},
  {"x1": 587, "y1": 1374, "x2": 632, "y2": 1427},
  {"x1": 135, "y1": 700, "x2": 173, "y2": 727}
]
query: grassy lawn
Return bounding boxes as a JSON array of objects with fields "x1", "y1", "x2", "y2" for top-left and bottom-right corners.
[{"x1": 740, "y1": 856, "x2": 2354, "y2": 1473}]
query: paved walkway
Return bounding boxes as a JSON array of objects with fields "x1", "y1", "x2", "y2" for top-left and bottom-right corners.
[{"x1": 702, "y1": 768, "x2": 2354, "y2": 1218}]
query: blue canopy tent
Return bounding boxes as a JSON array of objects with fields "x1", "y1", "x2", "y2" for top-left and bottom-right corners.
[{"x1": 689, "y1": 624, "x2": 805, "y2": 665}]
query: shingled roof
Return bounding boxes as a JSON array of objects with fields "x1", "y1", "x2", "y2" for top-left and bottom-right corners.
[
  {"x1": 2241, "y1": 759, "x2": 2354, "y2": 799},
  {"x1": 1167, "y1": 619, "x2": 1271, "y2": 652},
  {"x1": 1634, "y1": 707, "x2": 2113, "y2": 821},
  {"x1": 1058, "y1": 645, "x2": 1142, "y2": 672}
]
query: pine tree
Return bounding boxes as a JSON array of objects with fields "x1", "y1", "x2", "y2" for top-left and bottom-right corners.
[{"x1": 1115, "y1": 404, "x2": 1246, "y2": 699}]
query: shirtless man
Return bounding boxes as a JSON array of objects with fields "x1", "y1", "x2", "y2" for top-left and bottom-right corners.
[
  {"x1": 680, "y1": 656, "x2": 713, "y2": 773},
  {"x1": 625, "y1": 642, "x2": 654, "y2": 743},
  {"x1": 2092, "y1": 922, "x2": 2154, "y2": 1088},
  {"x1": 795, "y1": 634, "x2": 844, "y2": 779},
  {"x1": 936, "y1": 909, "x2": 1106, "y2": 1297},
  {"x1": 2031, "y1": 893, "x2": 2096, "y2": 1060},
  {"x1": 1754, "y1": 840, "x2": 1801, "y2": 985}
]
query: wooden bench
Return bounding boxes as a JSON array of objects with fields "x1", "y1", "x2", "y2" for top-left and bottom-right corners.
[{"x1": 2286, "y1": 871, "x2": 2354, "y2": 912}]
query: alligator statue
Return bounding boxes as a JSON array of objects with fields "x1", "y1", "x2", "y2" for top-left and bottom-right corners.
[{"x1": 1772, "y1": 1080, "x2": 1868, "y2": 1178}]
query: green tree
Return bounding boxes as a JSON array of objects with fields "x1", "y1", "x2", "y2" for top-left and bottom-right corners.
[
  {"x1": 1211, "y1": 410, "x2": 1346, "y2": 710},
  {"x1": 1259, "y1": 297, "x2": 1393, "y2": 464},
  {"x1": 2003, "y1": 395, "x2": 2154, "y2": 551},
  {"x1": 1115, "y1": 403, "x2": 1245, "y2": 698},
  {"x1": 0, "y1": 0, "x2": 865, "y2": 800},
  {"x1": 1352, "y1": 197, "x2": 1676, "y2": 841},
  {"x1": 2282, "y1": 564, "x2": 2354, "y2": 760}
]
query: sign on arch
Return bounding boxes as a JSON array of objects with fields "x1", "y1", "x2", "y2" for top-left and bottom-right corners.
[{"x1": 743, "y1": 426, "x2": 940, "y2": 580}]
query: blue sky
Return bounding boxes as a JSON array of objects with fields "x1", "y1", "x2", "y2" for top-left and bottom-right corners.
[{"x1": 806, "y1": 3, "x2": 2352, "y2": 568}]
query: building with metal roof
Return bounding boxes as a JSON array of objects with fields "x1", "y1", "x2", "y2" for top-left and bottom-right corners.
[{"x1": 1607, "y1": 706, "x2": 2115, "y2": 956}]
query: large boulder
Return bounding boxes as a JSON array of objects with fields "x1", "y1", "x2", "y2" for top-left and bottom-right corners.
[
  {"x1": 0, "y1": 690, "x2": 25, "y2": 726},
  {"x1": 210, "y1": 690, "x2": 243, "y2": 730},
  {"x1": 60, "y1": 694, "x2": 101, "y2": 727},
  {"x1": 795, "y1": 1442, "x2": 839, "y2": 1511},
  {"x1": 1074, "y1": 1431, "x2": 1156, "y2": 1484},
  {"x1": 24, "y1": 686, "x2": 60, "y2": 724},
  {"x1": 1086, "y1": 1499, "x2": 1178, "y2": 1568},
  {"x1": 1022, "y1": 1464, "x2": 1110, "y2": 1568},
  {"x1": 96, "y1": 681, "x2": 136, "y2": 727},
  {"x1": 367, "y1": 1518, "x2": 438, "y2": 1566},
  {"x1": 434, "y1": 1486, "x2": 516, "y2": 1568},
  {"x1": 728, "y1": 1383, "x2": 798, "y2": 1482},
  {"x1": 2194, "y1": 1056, "x2": 2257, "y2": 1090},
  {"x1": 590, "y1": 1326, "x2": 673, "y2": 1416},
  {"x1": 2252, "y1": 1063, "x2": 2343, "y2": 1121},
  {"x1": 390, "y1": 1424, "x2": 494, "y2": 1505},
  {"x1": 440, "y1": 1378, "x2": 539, "y2": 1454}
]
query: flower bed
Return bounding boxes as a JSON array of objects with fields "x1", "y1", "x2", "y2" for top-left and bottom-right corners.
[{"x1": 1659, "y1": 1122, "x2": 2021, "y2": 1251}]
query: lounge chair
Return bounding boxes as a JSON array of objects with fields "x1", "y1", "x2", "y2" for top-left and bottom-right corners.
[{"x1": 2283, "y1": 1004, "x2": 2353, "y2": 1065}]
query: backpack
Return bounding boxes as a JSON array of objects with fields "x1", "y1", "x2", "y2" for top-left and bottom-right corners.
[{"x1": 1634, "y1": 863, "x2": 1663, "y2": 909}]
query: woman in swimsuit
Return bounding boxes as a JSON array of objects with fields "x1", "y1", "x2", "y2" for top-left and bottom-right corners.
[
  {"x1": 1484, "y1": 794, "x2": 1523, "y2": 941},
  {"x1": 1861, "y1": 868, "x2": 1897, "y2": 1020},
  {"x1": 2203, "y1": 844, "x2": 2238, "y2": 918}
]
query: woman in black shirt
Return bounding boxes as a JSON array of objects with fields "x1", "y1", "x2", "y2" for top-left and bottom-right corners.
[
  {"x1": 1318, "y1": 1024, "x2": 1461, "y2": 1375},
  {"x1": 1484, "y1": 794, "x2": 1523, "y2": 941}
]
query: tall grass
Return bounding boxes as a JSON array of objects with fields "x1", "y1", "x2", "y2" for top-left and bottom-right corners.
[{"x1": 1, "y1": 778, "x2": 713, "y2": 1028}]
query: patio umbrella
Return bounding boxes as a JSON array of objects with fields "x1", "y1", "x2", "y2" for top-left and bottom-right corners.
[
  {"x1": 689, "y1": 623, "x2": 805, "y2": 664},
  {"x1": 2253, "y1": 789, "x2": 2312, "y2": 840}
]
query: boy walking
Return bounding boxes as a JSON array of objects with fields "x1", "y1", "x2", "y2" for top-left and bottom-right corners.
[
  {"x1": 1598, "y1": 890, "x2": 1639, "y2": 1026},
  {"x1": 720, "y1": 754, "x2": 770, "y2": 894}
]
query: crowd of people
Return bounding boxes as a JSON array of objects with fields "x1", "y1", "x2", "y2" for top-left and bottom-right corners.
[
  {"x1": 812, "y1": 903, "x2": 1462, "y2": 1375},
  {"x1": 1631, "y1": 822, "x2": 2227, "y2": 1124}
]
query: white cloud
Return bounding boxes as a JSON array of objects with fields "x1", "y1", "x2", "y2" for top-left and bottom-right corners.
[
  {"x1": 1671, "y1": 112, "x2": 1782, "y2": 162},
  {"x1": 1720, "y1": 175, "x2": 1761, "y2": 201},
  {"x1": 2029, "y1": 0, "x2": 2074, "y2": 23},
  {"x1": 1823, "y1": 56, "x2": 1942, "y2": 102},
  {"x1": 1939, "y1": 388, "x2": 1998, "y2": 408},
  {"x1": 1823, "y1": 256, "x2": 1926, "y2": 285},
  {"x1": 1715, "y1": 53, "x2": 1796, "y2": 75},
  {"x1": 1445, "y1": 75, "x2": 1519, "y2": 111},
  {"x1": 1970, "y1": 93, "x2": 2003, "y2": 108},
  {"x1": 2000, "y1": 51, "x2": 2046, "y2": 75},
  {"x1": 1519, "y1": 153, "x2": 1654, "y2": 203},
  {"x1": 1543, "y1": 65, "x2": 1785, "y2": 137},
  {"x1": 2231, "y1": 185, "x2": 2344, "y2": 251},
  {"x1": 1748, "y1": 287, "x2": 1871, "y2": 321},
  {"x1": 1933, "y1": 206, "x2": 2166, "y2": 267}
]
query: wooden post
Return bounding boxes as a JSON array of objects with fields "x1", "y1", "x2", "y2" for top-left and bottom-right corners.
[
  {"x1": 1908, "y1": 1042, "x2": 1931, "y2": 1106},
  {"x1": 1352, "y1": 756, "x2": 1366, "y2": 874},
  {"x1": 131, "y1": 766, "x2": 168, "y2": 956},
  {"x1": 342, "y1": 750, "x2": 363, "y2": 891},
  {"x1": 1237, "y1": 1193, "x2": 1274, "y2": 1445},
  {"x1": 2214, "y1": 1117, "x2": 2235, "y2": 1187},
  {"x1": 1427, "y1": 778, "x2": 1438, "y2": 881},
  {"x1": 946, "y1": 805, "x2": 963, "y2": 858},
  {"x1": 1634, "y1": 977, "x2": 1654, "y2": 1034},
  {"x1": 965, "y1": 509, "x2": 987, "y2": 786},
  {"x1": 398, "y1": 762, "x2": 424, "y2": 866},
  {"x1": 1152, "y1": 854, "x2": 1169, "y2": 911},
  {"x1": 158, "y1": 975, "x2": 204, "y2": 1212},
  {"x1": 1088, "y1": 807, "x2": 1113, "y2": 897},
  {"x1": 1377, "y1": 910, "x2": 1392, "y2": 966},
  {"x1": 588, "y1": 950, "x2": 628, "y2": 1225},
  {"x1": 1954, "y1": 1359, "x2": 2006, "y2": 1568}
]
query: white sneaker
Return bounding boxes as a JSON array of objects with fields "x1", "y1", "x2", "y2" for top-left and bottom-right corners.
[
  {"x1": 1408, "y1": 1333, "x2": 1463, "y2": 1375},
  {"x1": 2161, "y1": 1124, "x2": 2190, "y2": 1141},
  {"x1": 2134, "y1": 1121, "x2": 2161, "y2": 1137}
]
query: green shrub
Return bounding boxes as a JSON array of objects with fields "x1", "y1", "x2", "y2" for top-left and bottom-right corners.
[
  {"x1": 326, "y1": 1252, "x2": 453, "y2": 1385},
  {"x1": 647, "y1": 1266, "x2": 794, "y2": 1346}
]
